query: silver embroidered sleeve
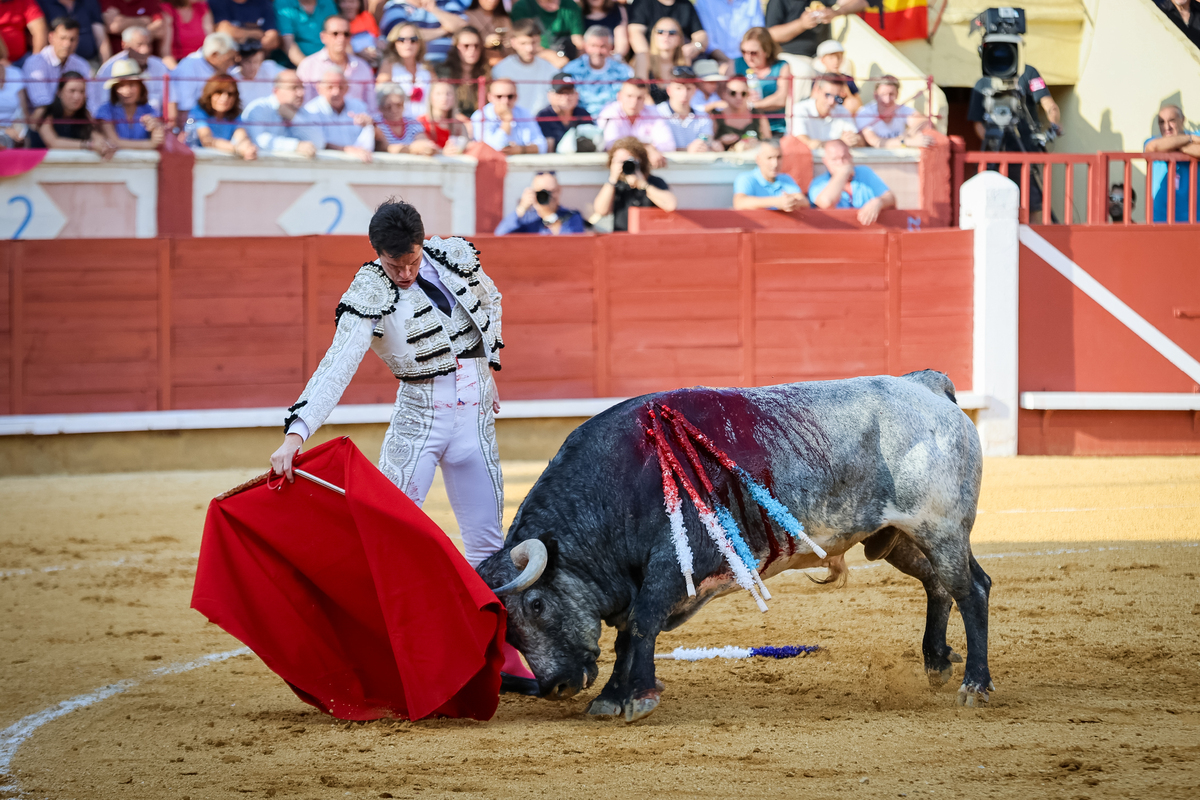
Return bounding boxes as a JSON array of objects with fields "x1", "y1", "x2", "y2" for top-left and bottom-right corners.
[
  {"x1": 476, "y1": 267, "x2": 503, "y2": 345},
  {"x1": 291, "y1": 313, "x2": 376, "y2": 437}
]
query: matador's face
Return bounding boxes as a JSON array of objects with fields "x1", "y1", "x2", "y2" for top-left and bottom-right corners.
[{"x1": 378, "y1": 245, "x2": 423, "y2": 289}]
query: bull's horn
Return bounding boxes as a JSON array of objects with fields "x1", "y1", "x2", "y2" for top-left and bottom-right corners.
[{"x1": 490, "y1": 539, "x2": 548, "y2": 597}]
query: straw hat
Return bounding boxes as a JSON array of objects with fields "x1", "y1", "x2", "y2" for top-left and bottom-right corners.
[{"x1": 104, "y1": 59, "x2": 145, "y2": 90}]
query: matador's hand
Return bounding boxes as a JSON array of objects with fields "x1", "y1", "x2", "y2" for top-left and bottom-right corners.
[{"x1": 271, "y1": 433, "x2": 304, "y2": 482}]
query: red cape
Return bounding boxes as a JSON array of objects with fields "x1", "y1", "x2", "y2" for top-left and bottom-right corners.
[{"x1": 191, "y1": 437, "x2": 507, "y2": 721}]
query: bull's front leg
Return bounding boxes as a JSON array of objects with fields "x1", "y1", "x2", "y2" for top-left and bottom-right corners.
[{"x1": 586, "y1": 557, "x2": 677, "y2": 723}]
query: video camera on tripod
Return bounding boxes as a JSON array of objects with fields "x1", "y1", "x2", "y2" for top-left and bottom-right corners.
[{"x1": 970, "y1": 7, "x2": 1057, "y2": 151}]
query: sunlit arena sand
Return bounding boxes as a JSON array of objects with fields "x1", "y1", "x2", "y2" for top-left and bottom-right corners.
[{"x1": 2, "y1": 456, "x2": 1198, "y2": 799}]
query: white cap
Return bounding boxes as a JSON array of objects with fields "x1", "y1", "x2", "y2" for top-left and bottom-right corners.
[{"x1": 815, "y1": 39, "x2": 845, "y2": 58}]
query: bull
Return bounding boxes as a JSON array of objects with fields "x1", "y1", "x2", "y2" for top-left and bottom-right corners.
[{"x1": 477, "y1": 371, "x2": 992, "y2": 722}]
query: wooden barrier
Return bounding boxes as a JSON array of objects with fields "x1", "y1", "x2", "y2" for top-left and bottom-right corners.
[
  {"x1": 0, "y1": 231, "x2": 974, "y2": 417},
  {"x1": 1018, "y1": 225, "x2": 1200, "y2": 455}
]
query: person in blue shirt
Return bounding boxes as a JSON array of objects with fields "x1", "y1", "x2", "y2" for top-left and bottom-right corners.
[
  {"x1": 378, "y1": 0, "x2": 468, "y2": 63},
  {"x1": 495, "y1": 172, "x2": 586, "y2": 235},
  {"x1": 808, "y1": 139, "x2": 895, "y2": 226},
  {"x1": 732, "y1": 138, "x2": 808, "y2": 212},
  {"x1": 1143, "y1": 104, "x2": 1200, "y2": 223},
  {"x1": 94, "y1": 59, "x2": 163, "y2": 148}
]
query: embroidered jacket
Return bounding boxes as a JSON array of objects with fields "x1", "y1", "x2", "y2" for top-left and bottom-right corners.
[{"x1": 284, "y1": 236, "x2": 503, "y2": 435}]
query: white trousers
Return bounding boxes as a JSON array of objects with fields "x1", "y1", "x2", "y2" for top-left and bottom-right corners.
[{"x1": 378, "y1": 358, "x2": 505, "y2": 567}]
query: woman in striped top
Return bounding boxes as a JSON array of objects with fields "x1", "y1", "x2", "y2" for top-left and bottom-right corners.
[{"x1": 374, "y1": 82, "x2": 438, "y2": 154}]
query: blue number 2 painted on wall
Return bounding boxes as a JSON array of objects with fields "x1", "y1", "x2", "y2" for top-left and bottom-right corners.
[
  {"x1": 320, "y1": 197, "x2": 343, "y2": 234},
  {"x1": 8, "y1": 195, "x2": 32, "y2": 239}
]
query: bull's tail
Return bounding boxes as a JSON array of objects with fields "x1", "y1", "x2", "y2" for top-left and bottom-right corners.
[
  {"x1": 901, "y1": 369, "x2": 957, "y2": 405},
  {"x1": 806, "y1": 553, "x2": 848, "y2": 588}
]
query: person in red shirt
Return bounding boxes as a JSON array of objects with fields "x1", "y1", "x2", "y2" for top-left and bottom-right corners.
[
  {"x1": 0, "y1": 0, "x2": 48, "y2": 64},
  {"x1": 418, "y1": 78, "x2": 470, "y2": 152},
  {"x1": 101, "y1": 0, "x2": 161, "y2": 58}
]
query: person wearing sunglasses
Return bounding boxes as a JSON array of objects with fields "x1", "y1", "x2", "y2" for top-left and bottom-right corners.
[
  {"x1": 813, "y1": 39, "x2": 860, "y2": 114},
  {"x1": 790, "y1": 72, "x2": 859, "y2": 150},
  {"x1": 435, "y1": 25, "x2": 489, "y2": 116},
  {"x1": 296, "y1": 15, "x2": 374, "y2": 104},
  {"x1": 627, "y1": 0, "x2": 706, "y2": 67},
  {"x1": 469, "y1": 76, "x2": 547, "y2": 154},
  {"x1": 377, "y1": 0, "x2": 470, "y2": 65},
  {"x1": 635, "y1": 16, "x2": 687, "y2": 106},
  {"x1": 378, "y1": 22, "x2": 432, "y2": 117},
  {"x1": 496, "y1": 171, "x2": 586, "y2": 235},
  {"x1": 733, "y1": 26, "x2": 791, "y2": 137},
  {"x1": 186, "y1": 72, "x2": 256, "y2": 157},
  {"x1": 713, "y1": 74, "x2": 769, "y2": 150}
]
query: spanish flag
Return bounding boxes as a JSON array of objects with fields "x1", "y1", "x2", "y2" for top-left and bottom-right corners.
[{"x1": 861, "y1": 0, "x2": 928, "y2": 42}]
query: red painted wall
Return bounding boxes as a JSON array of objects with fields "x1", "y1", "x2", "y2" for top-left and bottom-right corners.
[
  {"x1": 1018, "y1": 225, "x2": 1200, "y2": 455},
  {"x1": 0, "y1": 230, "x2": 974, "y2": 417}
]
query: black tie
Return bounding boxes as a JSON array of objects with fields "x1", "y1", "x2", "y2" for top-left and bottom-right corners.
[{"x1": 416, "y1": 274, "x2": 453, "y2": 316}]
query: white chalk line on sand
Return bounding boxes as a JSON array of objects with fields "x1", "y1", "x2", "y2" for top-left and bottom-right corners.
[
  {"x1": 977, "y1": 504, "x2": 1200, "y2": 515},
  {"x1": 0, "y1": 647, "x2": 250, "y2": 793},
  {"x1": 0, "y1": 552, "x2": 200, "y2": 580}
]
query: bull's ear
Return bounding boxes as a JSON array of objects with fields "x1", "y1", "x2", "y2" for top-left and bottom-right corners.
[{"x1": 538, "y1": 532, "x2": 559, "y2": 582}]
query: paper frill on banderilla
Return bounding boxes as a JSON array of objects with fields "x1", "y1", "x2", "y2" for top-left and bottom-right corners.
[{"x1": 644, "y1": 404, "x2": 826, "y2": 613}]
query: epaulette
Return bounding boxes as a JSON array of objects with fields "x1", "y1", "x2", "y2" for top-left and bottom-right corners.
[
  {"x1": 424, "y1": 236, "x2": 481, "y2": 278},
  {"x1": 335, "y1": 262, "x2": 399, "y2": 323}
]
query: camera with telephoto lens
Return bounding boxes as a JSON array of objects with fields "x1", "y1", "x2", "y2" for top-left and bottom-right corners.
[
  {"x1": 535, "y1": 189, "x2": 552, "y2": 205},
  {"x1": 970, "y1": 7, "x2": 1052, "y2": 152},
  {"x1": 622, "y1": 159, "x2": 639, "y2": 176}
]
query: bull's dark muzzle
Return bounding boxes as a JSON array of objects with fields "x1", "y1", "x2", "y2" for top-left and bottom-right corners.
[{"x1": 541, "y1": 659, "x2": 598, "y2": 700}]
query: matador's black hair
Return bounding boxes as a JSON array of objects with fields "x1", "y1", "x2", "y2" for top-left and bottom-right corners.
[{"x1": 368, "y1": 198, "x2": 425, "y2": 257}]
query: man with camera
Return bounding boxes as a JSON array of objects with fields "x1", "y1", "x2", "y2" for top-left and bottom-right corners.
[
  {"x1": 495, "y1": 172, "x2": 586, "y2": 235},
  {"x1": 966, "y1": 7, "x2": 1062, "y2": 213}
]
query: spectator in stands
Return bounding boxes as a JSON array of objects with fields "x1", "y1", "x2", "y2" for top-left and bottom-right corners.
[
  {"x1": 470, "y1": 76, "x2": 546, "y2": 153},
  {"x1": 536, "y1": 71, "x2": 593, "y2": 152},
  {"x1": 167, "y1": 30, "x2": 235, "y2": 127},
  {"x1": 690, "y1": 57, "x2": 724, "y2": 113},
  {"x1": 734, "y1": 26, "x2": 789, "y2": 136},
  {"x1": 93, "y1": 25, "x2": 167, "y2": 112},
  {"x1": 637, "y1": 15, "x2": 688, "y2": 105},
  {"x1": 378, "y1": 22, "x2": 431, "y2": 117},
  {"x1": 510, "y1": 0, "x2": 583, "y2": 67},
  {"x1": 242, "y1": 68, "x2": 323, "y2": 155},
  {"x1": 297, "y1": 14, "x2": 372, "y2": 103},
  {"x1": 186, "y1": 72, "x2": 256, "y2": 157},
  {"x1": 733, "y1": 137, "x2": 807, "y2": 210},
  {"x1": 491, "y1": 17, "x2": 557, "y2": 116},
  {"x1": 563, "y1": 24, "x2": 629, "y2": 117},
  {"x1": 0, "y1": 0, "x2": 47, "y2": 67},
  {"x1": 337, "y1": 0, "x2": 378, "y2": 64},
  {"x1": 303, "y1": 66, "x2": 373, "y2": 160},
  {"x1": 628, "y1": 0, "x2": 705, "y2": 67},
  {"x1": 418, "y1": 76, "x2": 469, "y2": 151},
  {"x1": 714, "y1": 74, "x2": 767, "y2": 149},
  {"x1": 230, "y1": 39, "x2": 280, "y2": 103},
  {"x1": 24, "y1": 16, "x2": 91, "y2": 108},
  {"x1": 657, "y1": 65, "x2": 714, "y2": 152},
  {"x1": 1156, "y1": 0, "x2": 1200, "y2": 48},
  {"x1": 94, "y1": 57, "x2": 163, "y2": 147},
  {"x1": 437, "y1": 25, "x2": 488, "y2": 116},
  {"x1": 38, "y1": 0, "x2": 107, "y2": 63},
  {"x1": 597, "y1": 78, "x2": 674, "y2": 165},
  {"x1": 764, "y1": 0, "x2": 864, "y2": 71},
  {"x1": 277, "y1": 0, "x2": 336, "y2": 66},
  {"x1": 209, "y1": 0, "x2": 279, "y2": 54},
  {"x1": 791, "y1": 72, "x2": 858, "y2": 149},
  {"x1": 581, "y1": 0, "x2": 627, "y2": 60},
  {"x1": 496, "y1": 171, "x2": 586, "y2": 234},
  {"x1": 159, "y1": 0, "x2": 212, "y2": 67},
  {"x1": 813, "y1": 39, "x2": 859, "y2": 113},
  {"x1": 377, "y1": 0, "x2": 467, "y2": 65},
  {"x1": 1143, "y1": 104, "x2": 1200, "y2": 223},
  {"x1": 693, "y1": 0, "x2": 762, "y2": 63},
  {"x1": 28, "y1": 70, "x2": 115, "y2": 154},
  {"x1": 99, "y1": 0, "x2": 157, "y2": 59},
  {"x1": 374, "y1": 80, "x2": 437, "y2": 153},
  {"x1": 808, "y1": 138, "x2": 894, "y2": 225},
  {"x1": 592, "y1": 135, "x2": 677, "y2": 231},
  {"x1": 462, "y1": 0, "x2": 510, "y2": 65},
  {"x1": 856, "y1": 75, "x2": 931, "y2": 149},
  {"x1": 0, "y1": 48, "x2": 28, "y2": 146}
]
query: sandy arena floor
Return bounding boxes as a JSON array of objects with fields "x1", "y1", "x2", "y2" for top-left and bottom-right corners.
[{"x1": 1, "y1": 456, "x2": 1198, "y2": 799}]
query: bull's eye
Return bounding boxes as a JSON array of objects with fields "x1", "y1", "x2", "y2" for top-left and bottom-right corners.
[{"x1": 529, "y1": 597, "x2": 544, "y2": 617}]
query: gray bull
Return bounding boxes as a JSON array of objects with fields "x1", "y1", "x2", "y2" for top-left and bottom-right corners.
[{"x1": 477, "y1": 371, "x2": 992, "y2": 722}]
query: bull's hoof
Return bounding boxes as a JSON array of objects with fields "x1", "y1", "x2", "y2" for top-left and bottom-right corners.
[
  {"x1": 586, "y1": 697, "x2": 624, "y2": 717},
  {"x1": 948, "y1": 651, "x2": 964, "y2": 663},
  {"x1": 955, "y1": 681, "x2": 991, "y2": 707},
  {"x1": 926, "y1": 665, "x2": 953, "y2": 687},
  {"x1": 624, "y1": 694, "x2": 660, "y2": 723}
]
